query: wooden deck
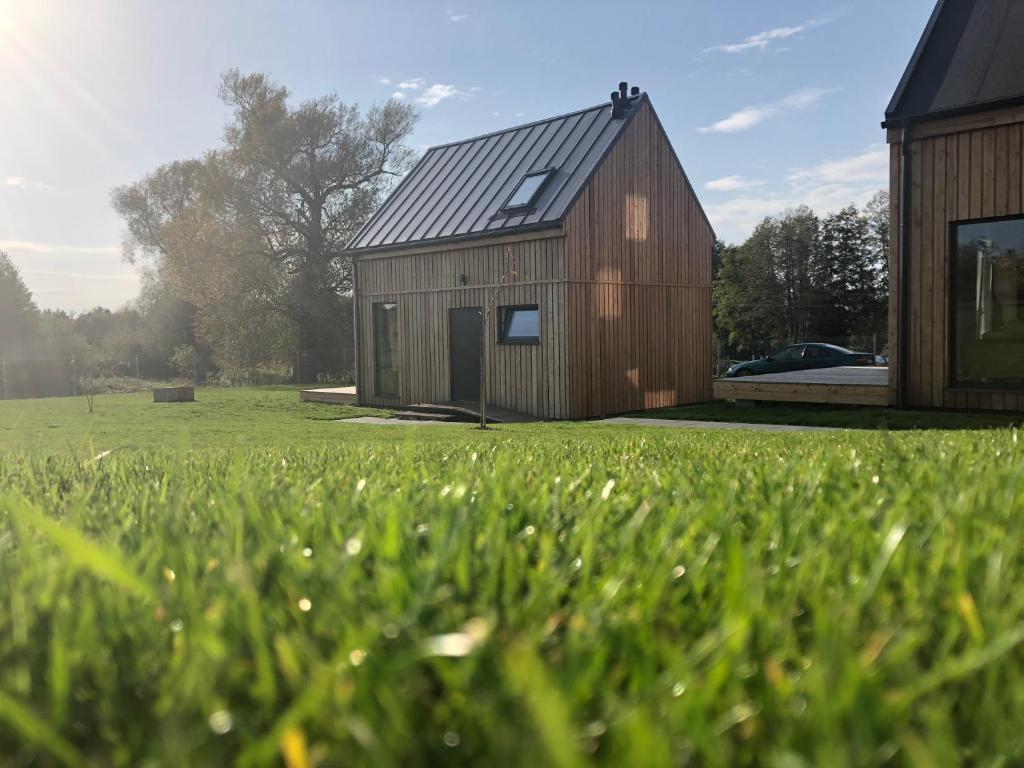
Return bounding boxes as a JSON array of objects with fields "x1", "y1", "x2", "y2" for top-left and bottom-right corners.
[
  {"x1": 300, "y1": 386, "x2": 357, "y2": 405},
  {"x1": 713, "y1": 366, "x2": 890, "y2": 406}
]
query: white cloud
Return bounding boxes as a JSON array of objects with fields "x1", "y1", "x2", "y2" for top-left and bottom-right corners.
[
  {"x1": 706, "y1": 25, "x2": 804, "y2": 54},
  {"x1": 699, "y1": 87, "x2": 837, "y2": 134},
  {"x1": 416, "y1": 83, "x2": 468, "y2": 107},
  {"x1": 379, "y1": 77, "x2": 391, "y2": 85},
  {"x1": 704, "y1": 175, "x2": 765, "y2": 192},
  {"x1": 704, "y1": 19, "x2": 828, "y2": 54},
  {"x1": 704, "y1": 145, "x2": 889, "y2": 242},
  {"x1": 787, "y1": 145, "x2": 889, "y2": 185},
  {"x1": 392, "y1": 92, "x2": 406, "y2": 100},
  {"x1": 396, "y1": 78, "x2": 424, "y2": 90},
  {"x1": 4, "y1": 176, "x2": 55, "y2": 191},
  {"x1": 448, "y1": 12, "x2": 468, "y2": 22},
  {"x1": 700, "y1": 105, "x2": 776, "y2": 134}
]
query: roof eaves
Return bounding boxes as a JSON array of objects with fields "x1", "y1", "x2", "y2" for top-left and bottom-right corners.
[
  {"x1": 881, "y1": 92, "x2": 1024, "y2": 130},
  {"x1": 344, "y1": 219, "x2": 564, "y2": 257}
]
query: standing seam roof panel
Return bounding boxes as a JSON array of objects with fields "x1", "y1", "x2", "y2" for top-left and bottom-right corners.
[
  {"x1": 498, "y1": 112, "x2": 587, "y2": 230},
  {"x1": 425, "y1": 132, "x2": 512, "y2": 241},
  {"x1": 353, "y1": 147, "x2": 447, "y2": 248},
  {"x1": 520, "y1": 109, "x2": 603, "y2": 226},
  {"x1": 886, "y1": 0, "x2": 1024, "y2": 124},
  {"x1": 435, "y1": 131, "x2": 521, "y2": 239},
  {"x1": 385, "y1": 142, "x2": 480, "y2": 246},
  {"x1": 400, "y1": 135, "x2": 497, "y2": 244},
  {"x1": 345, "y1": 99, "x2": 642, "y2": 251},
  {"x1": 486, "y1": 118, "x2": 576, "y2": 232}
]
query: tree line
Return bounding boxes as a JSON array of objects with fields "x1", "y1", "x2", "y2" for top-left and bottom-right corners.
[
  {"x1": 714, "y1": 192, "x2": 889, "y2": 359},
  {"x1": 1, "y1": 252, "x2": 207, "y2": 394}
]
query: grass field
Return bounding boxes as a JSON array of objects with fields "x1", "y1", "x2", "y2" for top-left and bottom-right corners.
[
  {"x1": 2, "y1": 389, "x2": 1024, "y2": 765},
  {"x1": 636, "y1": 401, "x2": 1024, "y2": 430}
]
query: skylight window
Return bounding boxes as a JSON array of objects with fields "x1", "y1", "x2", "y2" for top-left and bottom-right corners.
[{"x1": 501, "y1": 169, "x2": 554, "y2": 213}]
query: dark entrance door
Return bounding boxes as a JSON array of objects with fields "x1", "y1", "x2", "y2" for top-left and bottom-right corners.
[{"x1": 449, "y1": 307, "x2": 482, "y2": 402}]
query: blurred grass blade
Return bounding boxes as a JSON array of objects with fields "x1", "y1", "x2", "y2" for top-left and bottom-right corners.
[
  {"x1": 4, "y1": 493, "x2": 154, "y2": 600},
  {"x1": 503, "y1": 641, "x2": 584, "y2": 768},
  {"x1": 894, "y1": 622, "x2": 1024, "y2": 706},
  {"x1": 0, "y1": 688, "x2": 84, "y2": 768}
]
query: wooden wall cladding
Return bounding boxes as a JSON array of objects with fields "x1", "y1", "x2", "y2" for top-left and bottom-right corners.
[
  {"x1": 355, "y1": 236, "x2": 571, "y2": 418},
  {"x1": 563, "y1": 100, "x2": 714, "y2": 417},
  {"x1": 889, "y1": 115, "x2": 1024, "y2": 411}
]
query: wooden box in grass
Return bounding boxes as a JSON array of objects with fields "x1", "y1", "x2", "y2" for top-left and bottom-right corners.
[{"x1": 153, "y1": 386, "x2": 194, "y2": 403}]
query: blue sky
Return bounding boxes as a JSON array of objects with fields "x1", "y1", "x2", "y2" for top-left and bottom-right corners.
[{"x1": 0, "y1": 0, "x2": 935, "y2": 311}]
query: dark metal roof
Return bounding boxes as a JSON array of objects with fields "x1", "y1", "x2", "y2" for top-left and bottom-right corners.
[
  {"x1": 346, "y1": 95, "x2": 647, "y2": 253},
  {"x1": 885, "y1": 0, "x2": 1024, "y2": 127}
]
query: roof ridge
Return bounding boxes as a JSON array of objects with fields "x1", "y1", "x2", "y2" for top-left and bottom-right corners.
[{"x1": 423, "y1": 95, "x2": 643, "y2": 152}]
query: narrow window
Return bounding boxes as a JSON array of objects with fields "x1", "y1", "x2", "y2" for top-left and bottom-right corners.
[
  {"x1": 498, "y1": 305, "x2": 540, "y2": 344},
  {"x1": 373, "y1": 302, "x2": 400, "y2": 396},
  {"x1": 500, "y1": 169, "x2": 554, "y2": 213},
  {"x1": 951, "y1": 216, "x2": 1024, "y2": 389}
]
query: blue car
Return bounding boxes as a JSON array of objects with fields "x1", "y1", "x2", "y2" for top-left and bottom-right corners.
[{"x1": 725, "y1": 343, "x2": 875, "y2": 377}]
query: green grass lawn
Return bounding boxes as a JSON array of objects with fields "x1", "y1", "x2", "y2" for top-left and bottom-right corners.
[
  {"x1": 0, "y1": 387, "x2": 387, "y2": 452},
  {"x1": 636, "y1": 400, "x2": 1024, "y2": 430},
  {"x1": 2, "y1": 389, "x2": 1024, "y2": 765}
]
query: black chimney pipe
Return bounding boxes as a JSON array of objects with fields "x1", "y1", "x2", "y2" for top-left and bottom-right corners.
[
  {"x1": 610, "y1": 91, "x2": 622, "y2": 118},
  {"x1": 630, "y1": 86, "x2": 640, "y2": 97}
]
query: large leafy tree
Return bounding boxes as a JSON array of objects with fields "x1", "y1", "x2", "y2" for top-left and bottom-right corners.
[{"x1": 113, "y1": 71, "x2": 417, "y2": 381}]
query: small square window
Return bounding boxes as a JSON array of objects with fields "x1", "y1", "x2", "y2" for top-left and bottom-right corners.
[
  {"x1": 500, "y1": 169, "x2": 554, "y2": 213},
  {"x1": 498, "y1": 305, "x2": 540, "y2": 344}
]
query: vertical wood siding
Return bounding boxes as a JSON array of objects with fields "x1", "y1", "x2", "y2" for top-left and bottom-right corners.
[
  {"x1": 354, "y1": 236, "x2": 570, "y2": 418},
  {"x1": 889, "y1": 114, "x2": 1024, "y2": 411},
  {"x1": 563, "y1": 101, "x2": 714, "y2": 417}
]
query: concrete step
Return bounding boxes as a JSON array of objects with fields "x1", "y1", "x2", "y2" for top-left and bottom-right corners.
[
  {"x1": 391, "y1": 410, "x2": 467, "y2": 423},
  {"x1": 402, "y1": 404, "x2": 495, "y2": 423}
]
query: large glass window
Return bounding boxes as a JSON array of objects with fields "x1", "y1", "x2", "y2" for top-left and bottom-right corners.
[
  {"x1": 373, "y1": 302, "x2": 400, "y2": 396},
  {"x1": 498, "y1": 305, "x2": 540, "y2": 344},
  {"x1": 952, "y1": 217, "x2": 1024, "y2": 388}
]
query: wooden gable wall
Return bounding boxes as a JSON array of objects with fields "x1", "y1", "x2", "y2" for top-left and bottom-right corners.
[{"x1": 563, "y1": 100, "x2": 715, "y2": 417}]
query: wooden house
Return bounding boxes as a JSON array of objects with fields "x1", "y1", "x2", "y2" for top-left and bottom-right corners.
[
  {"x1": 345, "y1": 83, "x2": 714, "y2": 419},
  {"x1": 885, "y1": 0, "x2": 1024, "y2": 410}
]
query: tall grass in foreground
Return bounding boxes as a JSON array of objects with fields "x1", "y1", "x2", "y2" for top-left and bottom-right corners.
[{"x1": 1, "y1": 427, "x2": 1023, "y2": 766}]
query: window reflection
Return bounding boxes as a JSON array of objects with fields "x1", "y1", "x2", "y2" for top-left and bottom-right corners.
[{"x1": 953, "y1": 218, "x2": 1024, "y2": 388}]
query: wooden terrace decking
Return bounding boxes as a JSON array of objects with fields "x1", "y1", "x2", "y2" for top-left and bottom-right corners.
[{"x1": 713, "y1": 366, "x2": 890, "y2": 406}]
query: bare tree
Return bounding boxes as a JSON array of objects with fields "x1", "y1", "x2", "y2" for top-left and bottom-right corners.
[{"x1": 478, "y1": 248, "x2": 517, "y2": 429}]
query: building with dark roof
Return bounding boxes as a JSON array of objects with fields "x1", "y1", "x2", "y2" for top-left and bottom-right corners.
[
  {"x1": 345, "y1": 83, "x2": 714, "y2": 419},
  {"x1": 886, "y1": 0, "x2": 1024, "y2": 411}
]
